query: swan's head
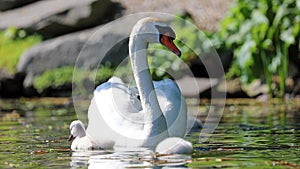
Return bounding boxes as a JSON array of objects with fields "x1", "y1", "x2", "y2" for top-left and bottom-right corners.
[
  {"x1": 68, "y1": 120, "x2": 86, "y2": 142},
  {"x1": 131, "y1": 17, "x2": 181, "y2": 56}
]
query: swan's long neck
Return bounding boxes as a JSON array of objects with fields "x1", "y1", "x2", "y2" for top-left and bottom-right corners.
[{"x1": 129, "y1": 34, "x2": 168, "y2": 137}]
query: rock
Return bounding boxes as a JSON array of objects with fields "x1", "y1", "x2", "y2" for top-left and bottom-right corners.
[
  {"x1": 0, "y1": 0, "x2": 38, "y2": 11},
  {"x1": 176, "y1": 76, "x2": 219, "y2": 97},
  {"x1": 198, "y1": 78, "x2": 249, "y2": 98},
  {"x1": 0, "y1": 0, "x2": 118, "y2": 37},
  {"x1": 216, "y1": 78, "x2": 248, "y2": 98},
  {"x1": 17, "y1": 13, "x2": 161, "y2": 94},
  {"x1": 16, "y1": 26, "x2": 126, "y2": 90},
  {"x1": 17, "y1": 29, "x2": 91, "y2": 89},
  {"x1": 0, "y1": 68, "x2": 13, "y2": 79},
  {"x1": 112, "y1": 0, "x2": 235, "y2": 32},
  {"x1": 242, "y1": 79, "x2": 269, "y2": 97}
]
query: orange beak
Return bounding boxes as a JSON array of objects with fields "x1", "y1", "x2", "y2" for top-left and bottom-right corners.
[{"x1": 160, "y1": 33, "x2": 181, "y2": 57}]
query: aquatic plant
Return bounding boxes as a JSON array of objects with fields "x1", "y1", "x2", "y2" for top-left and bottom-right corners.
[{"x1": 218, "y1": 0, "x2": 300, "y2": 97}]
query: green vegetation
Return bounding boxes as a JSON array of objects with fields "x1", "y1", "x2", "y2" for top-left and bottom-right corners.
[
  {"x1": 217, "y1": 0, "x2": 300, "y2": 97},
  {"x1": 34, "y1": 66, "x2": 75, "y2": 93},
  {"x1": 0, "y1": 27, "x2": 42, "y2": 73},
  {"x1": 22, "y1": 2, "x2": 300, "y2": 98},
  {"x1": 33, "y1": 65, "x2": 117, "y2": 94},
  {"x1": 33, "y1": 16, "x2": 207, "y2": 94}
]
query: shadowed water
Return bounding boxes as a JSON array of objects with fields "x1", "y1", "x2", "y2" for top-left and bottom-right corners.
[{"x1": 0, "y1": 98, "x2": 299, "y2": 168}]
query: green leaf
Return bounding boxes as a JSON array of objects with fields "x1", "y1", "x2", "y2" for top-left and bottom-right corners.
[
  {"x1": 280, "y1": 27, "x2": 295, "y2": 44},
  {"x1": 236, "y1": 40, "x2": 256, "y2": 68},
  {"x1": 217, "y1": 0, "x2": 299, "y2": 97}
]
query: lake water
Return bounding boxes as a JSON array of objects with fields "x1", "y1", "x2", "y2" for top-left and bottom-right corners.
[{"x1": 0, "y1": 98, "x2": 299, "y2": 168}]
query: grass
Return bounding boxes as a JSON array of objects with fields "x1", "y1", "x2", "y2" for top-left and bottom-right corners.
[
  {"x1": 0, "y1": 28, "x2": 42, "y2": 73},
  {"x1": 33, "y1": 66, "x2": 117, "y2": 94}
]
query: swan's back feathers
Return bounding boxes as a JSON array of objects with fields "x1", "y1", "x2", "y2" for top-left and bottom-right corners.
[
  {"x1": 88, "y1": 76, "x2": 146, "y2": 147},
  {"x1": 87, "y1": 77, "x2": 187, "y2": 148},
  {"x1": 107, "y1": 76, "x2": 125, "y2": 84},
  {"x1": 92, "y1": 77, "x2": 187, "y2": 134},
  {"x1": 94, "y1": 76, "x2": 141, "y2": 113},
  {"x1": 95, "y1": 76, "x2": 126, "y2": 92}
]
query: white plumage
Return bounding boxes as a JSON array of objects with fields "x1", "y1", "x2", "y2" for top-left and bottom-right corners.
[{"x1": 69, "y1": 17, "x2": 196, "y2": 154}]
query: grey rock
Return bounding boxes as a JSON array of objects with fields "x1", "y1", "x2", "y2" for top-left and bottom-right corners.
[
  {"x1": 0, "y1": 68, "x2": 13, "y2": 79},
  {"x1": 0, "y1": 0, "x2": 38, "y2": 11},
  {"x1": 0, "y1": 0, "x2": 117, "y2": 37},
  {"x1": 112, "y1": 0, "x2": 235, "y2": 32},
  {"x1": 17, "y1": 13, "x2": 159, "y2": 90},
  {"x1": 17, "y1": 26, "x2": 96, "y2": 88},
  {"x1": 176, "y1": 76, "x2": 219, "y2": 98}
]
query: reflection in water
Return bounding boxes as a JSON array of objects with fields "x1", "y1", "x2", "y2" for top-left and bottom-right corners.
[{"x1": 70, "y1": 148, "x2": 191, "y2": 168}]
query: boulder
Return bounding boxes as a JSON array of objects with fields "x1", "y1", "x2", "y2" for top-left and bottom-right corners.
[
  {"x1": 112, "y1": 0, "x2": 235, "y2": 32},
  {"x1": 0, "y1": 0, "x2": 118, "y2": 37},
  {"x1": 0, "y1": 0, "x2": 38, "y2": 11},
  {"x1": 17, "y1": 14, "x2": 158, "y2": 92},
  {"x1": 0, "y1": 68, "x2": 12, "y2": 79}
]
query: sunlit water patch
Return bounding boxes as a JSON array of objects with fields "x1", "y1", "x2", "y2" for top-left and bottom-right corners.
[{"x1": 0, "y1": 98, "x2": 299, "y2": 168}]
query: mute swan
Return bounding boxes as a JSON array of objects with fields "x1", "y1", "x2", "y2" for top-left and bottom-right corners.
[
  {"x1": 74, "y1": 17, "x2": 193, "y2": 150},
  {"x1": 68, "y1": 120, "x2": 101, "y2": 150},
  {"x1": 69, "y1": 120, "x2": 193, "y2": 154}
]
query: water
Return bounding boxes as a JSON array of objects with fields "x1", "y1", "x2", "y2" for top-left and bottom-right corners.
[{"x1": 0, "y1": 98, "x2": 299, "y2": 168}]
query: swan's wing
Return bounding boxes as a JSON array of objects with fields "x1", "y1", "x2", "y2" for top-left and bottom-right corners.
[
  {"x1": 153, "y1": 79, "x2": 187, "y2": 137},
  {"x1": 86, "y1": 76, "x2": 143, "y2": 147},
  {"x1": 95, "y1": 76, "x2": 142, "y2": 113}
]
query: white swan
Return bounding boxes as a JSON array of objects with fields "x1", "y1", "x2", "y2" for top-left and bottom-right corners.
[
  {"x1": 71, "y1": 17, "x2": 194, "y2": 151},
  {"x1": 68, "y1": 120, "x2": 100, "y2": 150},
  {"x1": 69, "y1": 120, "x2": 193, "y2": 154}
]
